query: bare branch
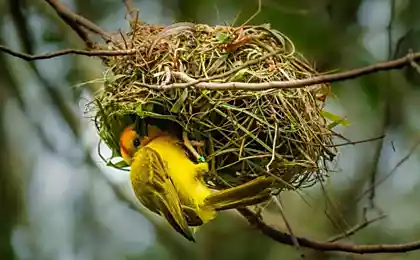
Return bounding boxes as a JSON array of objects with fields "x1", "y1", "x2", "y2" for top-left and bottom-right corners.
[
  {"x1": 3, "y1": 47, "x2": 420, "y2": 91},
  {"x1": 44, "y1": 0, "x2": 112, "y2": 43},
  {"x1": 43, "y1": 0, "x2": 94, "y2": 47},
  {"x1": 0, "y1": 45, "x2": 135, "y2": 61},
  {"x1": 271, "y1": 195, "x2": 304, "y2": 258},
  {"x1": 153, "y1": 52, "x2": 420, "y2": 91},
  {"x1": 237, "y1": 207, "x2": 420, "y2": 254}
]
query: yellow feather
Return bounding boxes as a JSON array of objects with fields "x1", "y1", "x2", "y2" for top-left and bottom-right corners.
[
  {"x1": 130, "y1": 146, "x2": 195, "y2": 241},
  {"x1": 141, "y1": 134, "x2": 216, "y2": 223}
]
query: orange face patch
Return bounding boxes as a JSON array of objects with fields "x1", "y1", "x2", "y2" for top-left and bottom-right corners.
[{"x1": 119, "y1": 125, "x2": 138, "y2": 162}]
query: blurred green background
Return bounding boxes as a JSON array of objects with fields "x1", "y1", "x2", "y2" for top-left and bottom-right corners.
[{"x1": 1, "y1": 0, "x2": 420, "y2": 259}]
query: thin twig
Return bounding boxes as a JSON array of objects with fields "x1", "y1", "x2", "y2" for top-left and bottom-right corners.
[
  {"x1": 367, "y1": 131, "x2": 386, "y2": 209},
  {"x1": 327, "y1": 214, "x2": 386, "y2": 242},
  {"x1": 237, "y1": 207, "x2": 420, "y2": 254},
  {"x1": 266, "y1": 123, "x2": 278, "y2": 172},
  {"x1": 327, "y1": 135, "x2": 385, "y2": 147},
  {"x1": 358, "y1": 138, "x2": 420, "y2": 201},
  {"x1": 0, "y1": 45, "x2": 136, "y2": 61},
  {"x1": 241, "y1": 0, "x2": 262, "y2": 26},
  {"x1": 183, "y1": 131, "x2": 202, "y2": 161},
  {"x1": 272, "y1": 196, "x2": 304, "y2": 258}
]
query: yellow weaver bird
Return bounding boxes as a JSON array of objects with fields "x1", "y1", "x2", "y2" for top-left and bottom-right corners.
[{"x1": 120, "y1": 121, "x2": 274, "y2": 241}]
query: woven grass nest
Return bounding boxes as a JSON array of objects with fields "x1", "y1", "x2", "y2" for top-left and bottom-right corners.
[{"x1": 92, "y1": 21, "x2": 338, "y2": 191}]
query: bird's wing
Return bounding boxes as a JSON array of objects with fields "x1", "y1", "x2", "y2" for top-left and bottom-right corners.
[{"x1": 133, "y1": 146, "x2": 195, "y2": 241}]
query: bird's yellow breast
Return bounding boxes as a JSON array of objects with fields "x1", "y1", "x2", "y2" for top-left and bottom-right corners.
[{"x1": 143, "y1": 135, "x2": 212, "y2": 206}]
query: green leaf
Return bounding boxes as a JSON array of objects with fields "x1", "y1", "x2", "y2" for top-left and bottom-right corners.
[
  {"x1": 144, "y1": 103, "x2": 154, "y2": 112},
  {"x1": 216, "y1": 31, "x2": 231, "y2": 43},
  {"x1": 170, "y1": 88, "x2": 189, "y2": 113},
  {"x1": 105, "y1": 74, "x2": 126, "y2": 84},
  {"x1": 107, "y1": 160, "x2": 129, "y2": 169},
  {"x1": 111, "y1": 149, "x2": 120, "y2": 158},
  {"x1": 136, "y1": 103, "x2": 153, "y2": 118},
  {"x1": 230, "y1": 69, "x2": 248, "y2": 81},
  {"x1": 321, "y1": 110, "x2": 351, "y2": 129}
]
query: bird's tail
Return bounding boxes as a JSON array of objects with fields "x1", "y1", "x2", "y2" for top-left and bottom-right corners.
[
  {"x1": 155, "y1": 190, "x2": 197, "y2": 242},
  {"x1": 204, "y1": 176, "x2": 275, "y2": 210}
]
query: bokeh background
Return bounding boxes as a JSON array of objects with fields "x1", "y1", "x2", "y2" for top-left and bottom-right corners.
[{"x1": 1, "y1": 0, "x2": 420, "y2": 259}]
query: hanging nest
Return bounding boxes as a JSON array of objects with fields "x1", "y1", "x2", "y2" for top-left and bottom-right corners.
[{"x1": 91, "y1": 21, "x2": 338, "y2": 191}]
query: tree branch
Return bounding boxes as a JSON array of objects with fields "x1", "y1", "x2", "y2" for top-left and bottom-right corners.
[
  {"x1": 2, "y1": 44, "x2": 420, "y2": 91},
  {"x1": 44, "y1": 0, "x2": 111, "y2": 44},
  {"x1": 165, "y1": 51, "x2": 420, "y2": 90},
  {"x1": 237, "y1": 208, "x2": 420, "y2": 254},
  {"x1": 43, "y1": 0, "x2": 94, "y2": 47},
  {"x1": 326, "y1": 214, "x2": 386, "y2": 242},
  {"x1": 0, "y1": 45, "x2": 135, "y2": 61}
]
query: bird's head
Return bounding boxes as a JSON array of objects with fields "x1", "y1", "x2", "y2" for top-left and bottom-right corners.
[
  {"x1": 119, "y1": 123, "x2": 167, "y2": 165},
  {"x1": 119, "y1": 124, "x2": 141, "y2": 165}
]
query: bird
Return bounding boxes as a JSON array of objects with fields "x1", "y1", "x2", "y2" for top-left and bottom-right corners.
[{"x1": 119, "y1": 119, "x2": 274, "y2": 241}]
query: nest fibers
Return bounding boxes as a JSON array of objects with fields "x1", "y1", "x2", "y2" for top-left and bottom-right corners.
[{"x1": 92, "y1": 22, "x2": 337, "y2": 191}]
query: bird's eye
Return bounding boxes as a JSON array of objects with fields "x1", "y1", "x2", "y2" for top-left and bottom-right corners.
[{"x1": 133, "y1": 138, "x2": 141, "y2": 147}]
